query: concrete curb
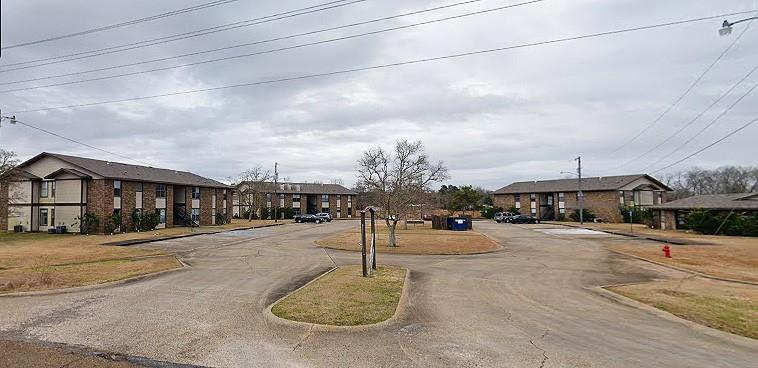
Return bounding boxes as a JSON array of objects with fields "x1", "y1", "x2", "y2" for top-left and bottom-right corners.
[
  {"x1": 102, "y1": 223, "x2": 286, "y2": 246},
  {"x1": 587, "y1": 285, "x2": 758, "y2": 346},
  {"x1": 607, "y1": 249, "x2": 758, "y2": 286},
  {"x1": 264, "y1": 265, "x2": 412, "y2": 331},
  {"x1": 0, "y1": 257, "x2": 190, "y2": 298}
]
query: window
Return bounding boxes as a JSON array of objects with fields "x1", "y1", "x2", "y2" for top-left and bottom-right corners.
[
  {"x1": 347, "y1": 195, "x2": 352, "y2": 204},
  {"x1": 51, "y1": 209, "x2": 55, "y2": 226},
  {"x1": 191, "y1": 208, "x2": 200, "y2": 222},
  {"x1": 321, "y1": 194, "x2": 329, "y2": 202},
  {"x1": 266, "y1": 193, "x2": 272, "y2": 202},
  {"x1": 530, "y1": 193, "x2": 537, "y2": 216},
  {"x1": 114, "y1": 180, "x2": 121, "y2": 197},
  {"x1": 514, "y1": 194, "x2": 521, "y2": 209},
  {"x1": 322, "y1": 207, "x2": 329, "y2": 213},
  {"x1": 558, "y1": 192, "x2": 566, "y2": 214},
  {"x1": 348, "y1": 207, "x2": 352, "y2": 216},
  {"x1": 156, "y1": 184, "x2": 166, "y2": 198},
  {"x1": 192, "y1": 187, "x2": 200, "y2": 199},
  {"x1": 40, "y1": 209, "x2": 49, "y2": 226},
  {"x1": 279, "y1": 193, "x2": 285, "y2": 206},
  {"x1": 136, "y1": 182, "x2": 143, "y2": 192},
  {"x1": 293, "y1": 208, "x2": 301, "y2": 216},
  {"x1": 158, "y1": 209, "x2": 166, "y2": 224},
  {"x1": 619, "y1": 191, "x2": 625, "y2": 205},
  {"x1": 40, "y1": 181, "x2": 49, "y2": 198},
  {"x1": 293, "y1": 193, "x2": 300, "y2": 203},
  {"x1": 222, "y1": 189, "x2": 227, "y2": 200}
]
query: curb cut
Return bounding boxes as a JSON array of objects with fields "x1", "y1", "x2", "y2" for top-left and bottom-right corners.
[
  {"x1": 264, "y1": 265, "x2": 412, "y2": 332},
  {"x1": 587, "y1": 285, "x2": 758, "y2": 347},
  {"x1": 607, "y1": 249, "x2": 758, "y2": 286},
  {"x1": 0, "y1": 257, "x2": 190, "y2": 298},
  {"x1": 102, "y1": 222, "x2": 286, "y2": 246}
]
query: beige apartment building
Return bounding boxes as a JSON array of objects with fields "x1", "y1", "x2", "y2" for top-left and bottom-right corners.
[
  {"x1": 493, "y1": 174, "x2": 671, "y2": 222},
  {"x1": 233, "y1": 182, "x2": 356, "y2": 219},
  {"x1": 1, "y1": 152, "x2": 232, "y2": 233}
]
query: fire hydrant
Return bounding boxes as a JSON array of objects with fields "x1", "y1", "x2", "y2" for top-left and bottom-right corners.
[{"x1": 662, "y1": 244, "x2": 672, "y2": 258}]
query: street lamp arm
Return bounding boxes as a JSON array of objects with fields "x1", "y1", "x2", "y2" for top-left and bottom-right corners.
[{"x1": 724, "y1": 16, "x2": 758, "y2": 27}]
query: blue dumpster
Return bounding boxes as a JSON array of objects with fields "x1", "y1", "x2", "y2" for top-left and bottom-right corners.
[{"x1": 448, "y1": 217, "x2": 469, "y2": 231}]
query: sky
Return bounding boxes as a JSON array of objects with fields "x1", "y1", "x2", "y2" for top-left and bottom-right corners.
[{"x1": 1, "y1": 0, "x2": 757, "y2": 190}]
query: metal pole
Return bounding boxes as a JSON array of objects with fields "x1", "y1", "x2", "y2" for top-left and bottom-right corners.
[
  {"x1": 360, "y1": 210, "x2": 367, "y2": 277},
  {"x1": 370, "y1": 209, "x2": 377, "y2": 270},
  {"x1": 274, "y1": 162, "x2": 278, "y2": 223},
  {"x1": 577, "y1": 156, "x2": 584, "y2": 224}
]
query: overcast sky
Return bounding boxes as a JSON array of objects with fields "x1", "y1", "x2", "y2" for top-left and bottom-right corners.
[{"x1": 1, "y1": 0, "x2": 757, "y2": 190}]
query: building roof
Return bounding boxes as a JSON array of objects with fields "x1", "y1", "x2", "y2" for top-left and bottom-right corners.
[
  {"x1": 650, "y1": 193, "x2": 758, "y2": 211},
  {"x1": 494, "y1": 174, "x2": 671, "y2": 194},
  {"x1": 44, "y1": 168, "x2": 92, "y2": 179},
  {"x1": 239, "y1": 181, "x2": 356, "y2": 195},
  {"x1": 20, "y1": 152, "x2": 231, "y2": 188}
]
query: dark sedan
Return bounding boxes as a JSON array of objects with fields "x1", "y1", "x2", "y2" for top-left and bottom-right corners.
[
  {"x1": 510, "y1": 215, "x2": 540, "y2": 224},
  {"x1": 294, "y1": 214, "x2": 323, "y2": 223}
]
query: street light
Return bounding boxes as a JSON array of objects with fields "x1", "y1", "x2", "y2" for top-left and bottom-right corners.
[{"x1": 720, "y1": 17, "x2": 758, "y2": 36}]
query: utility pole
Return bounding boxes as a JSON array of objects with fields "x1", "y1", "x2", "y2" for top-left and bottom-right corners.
[
  {"x1": 274, "y1": 162, "x2": 279, "y2": 223},
  {"x1": 576, "y1": 156, "x2": 584, "y2": 224}
]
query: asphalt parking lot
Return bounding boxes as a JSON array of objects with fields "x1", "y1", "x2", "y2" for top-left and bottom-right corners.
[{"x1": 0, "y1": 221, "x2": 755, "y2": 367}]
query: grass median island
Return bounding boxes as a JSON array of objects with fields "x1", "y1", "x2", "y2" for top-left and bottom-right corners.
[
  {"x1": 271, "y1": 265, "x2": 407, "y2": 326},
  {"x1": 0, "y1": 232, "x2": 182, "y2": 294},
  {"x1": 315, "y1": 222, "x2": 498, "y2": 255},
  {"x1": 608, "y1": 278, "x2": 758, "y2": 339}
]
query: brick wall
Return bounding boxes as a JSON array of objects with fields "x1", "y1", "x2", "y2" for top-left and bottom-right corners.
[
  {"x1": 661, "y1": 210, "x2": 676, "y2": 230},
  {"x1": 143, "y1": 182, "x2": 156, "y2": 213},
  {"x1": 0, "y1": 182, "x2": 8, "y2": 231},
  {"x1": 582, "y1": 191, "x2": 622, "y2": 222},
  {"x1": 86, "y1": 179, "x2": 114, "y2": 234},
  {"x1": 121, "y1": 181, "x2": 137, "y2": 231},
  {"x1": 166, "y1": 185, "x2": 174, "y2": 227},
  {"x1": 200, "y1": 187, "x2": 212, "y2": 225}
]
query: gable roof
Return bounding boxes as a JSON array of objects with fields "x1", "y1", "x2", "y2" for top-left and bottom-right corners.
[
  {"x1": 494, "y1": 174, "x2": 671, "y2": 194},
  {"x1": 20, "y1": 152, "x2": 230, "y2": 188},
  {"x1": 44, "y1": 168, "x2": 92, "y2": 179},
  {"x1": 239, "y1": 181, "x2": 356, "y2": 195},
  {"x1": 650, "y1": 193, "x2": 758, "y2": 210}
]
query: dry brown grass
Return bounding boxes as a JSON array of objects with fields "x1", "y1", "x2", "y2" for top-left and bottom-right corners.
[
  {"x1": 271, "y1": 265, "x2": 406, "y2": 326},
  {"x1": 315, "y1": 222, "x2": 499, "y2": 255},
  {"x1": 609, "y1": 277, "x2": 758, "y2": 339}
]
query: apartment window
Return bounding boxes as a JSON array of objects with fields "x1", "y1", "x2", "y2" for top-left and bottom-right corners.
[
  {"x1": 279, "y1": 193, "x2": 285, "y2": 206},
  {"x1": 191, "y1": 208, "x2": 200, "y2": 222},
  {"x1": 514, "y1": 194, "x2": 521, "y2": 209},
  {"x1": 293, "y1": 193, "x2": 301, "y2": 203},
  {"x1": 156, "y1": 184, "x2": 166, "y2": 198},
  {"x1": 114, "y1": 180, "x2": 121, "y2": 197},
  {"x1": 619, "y1": 190, "x2": 625, "y2": 205},
  {"x1": 348, "y1": 207, "x2": 352, "y2": 216},
  {"x1": 40, "y1": 181, "x2": 49, "y2": 198},
  {"x1": 321, "y1": 194, "x2": 329, "y2": 202},
  {"x1": 336, "y1": 194, "x2": 341, "y2": 200},
  {"x1": 293, "y1": 208, "x2": 301, "y2": 216},
  {"x1": 558, "y1": 192, "x2": 566, "y2": 214},
  {"x1": 40, "y1": 208, "x2": 49, "y2": 226},
  {"x1": 347, "y1": 195, "x2": 352, "y2": 204},
  {"x1": 158, "y1": 209, "x2": 166, "y2": 224},
  {"x1": 222, "y1": 189, "x2": 227, "y2": 200},
  {"x1": 136, "y1": 182, "x2": 143, "y2": 193},
  {"x1": 192, "y1": 187, "x2": 200, "y2": 199},
  {"x1": 266, "y1": 193, "x2": 272, "y2": 202},
  {"x1": 322, "y1": 207, "x2": 329, "y2": 213},
  {"x1": 530, "y1": 193, "x2": 537, "y2": 216}
]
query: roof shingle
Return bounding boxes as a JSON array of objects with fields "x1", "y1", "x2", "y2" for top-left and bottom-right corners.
[
  {"x1": 494, "y1": 174, "x2": 669, "y2": 194},
  {"x1": 650, "y1": 193, "x2": 758, "y2": 210}
]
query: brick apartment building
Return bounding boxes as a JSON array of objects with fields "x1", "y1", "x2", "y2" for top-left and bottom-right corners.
[
  {"x1": 493, "y1": 174, "x2": 671, "y2": 222},
  {"x1": 1, "y1": 152, "x2": 232, "y2": 233},
  {"x1": 233, "y1": 182, "x2": 356, "y2": 219},
  {"x1": 650, "y1": 192, "x2": 758, "y2": 230}
]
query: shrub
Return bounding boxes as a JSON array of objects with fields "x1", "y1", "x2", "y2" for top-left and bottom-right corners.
[
  {"x1": 686, "y1": 210, "x2": 758, "y2": 236},
  {"x1": 620, "y1": 206, "x2": 654, "y2": 226},
  {"x1": 506, "y1": 206, "x2": 520, "y2": 214},
  {"x1": 106, "y1": 212, "x2": 122, "y2": 234},
  {"x1": 569, "y1": 209, "x2": 596, "y2": 222},
  {"x1": 132, "y1": 209, "x2": 160, "y2": 232},
  {"x1": 555, "y1": 213, "x2": 566, "y2": 221},
  {"x1": 216, "y1": 212, "x2": 228, "y2": 225},
  {"x1": 74, "y1": 213, "x2": 99, "y2": 234}
]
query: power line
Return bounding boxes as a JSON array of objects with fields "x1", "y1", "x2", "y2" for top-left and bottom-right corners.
[
  {"x1": 0, "y1": 0, "x2": 548, "y2": 94},
  {"x1": 607, "y1": 15, "x2": 754, "y2": 157},
  {"x1": 612, "y1": 58, "x2": 758, "y2": 174},
  {"x1": 8, "y1": 10, "x2": 756, "y2": 115},
  {"x1": 5, "y1": 118, "x2": 151, "y2": 165},
  {"x1": 651, "y1": 115, "x2": 758, "y2": 173},
  {"x1": 644, "y1": 76, "x2": 758, "y2": 172},
  {"x1": 0, "y1": 0, "x2": 365, "y2": 72},
  {"x1": 1, "y1": 0, "x2": 240, "y2": 50},
  {"x1": 0, "y1": 0, "x2": 513, "y2": 88}
]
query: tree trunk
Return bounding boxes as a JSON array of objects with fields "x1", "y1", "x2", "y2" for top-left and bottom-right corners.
[{"x1": 386, "y1": 217, "x2": 398, "y2": 247}]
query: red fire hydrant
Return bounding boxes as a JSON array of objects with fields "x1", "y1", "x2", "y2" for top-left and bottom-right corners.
[{"x1": 662, "y1": 244, "x2": 672, "y2": 258}]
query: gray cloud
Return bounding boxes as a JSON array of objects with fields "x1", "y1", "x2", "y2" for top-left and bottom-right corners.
[{"x1": 1, "y1": 0, "x2": 757, "y2": 190}]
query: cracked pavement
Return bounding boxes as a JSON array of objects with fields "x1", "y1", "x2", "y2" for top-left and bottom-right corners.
[{"x1": 0, "y1": 221, "x2": 756, "y2": 367}]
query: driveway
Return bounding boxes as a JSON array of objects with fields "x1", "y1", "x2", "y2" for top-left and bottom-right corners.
[{"x1": 0, "y1": 222, "x2": 755, "y2": 367}]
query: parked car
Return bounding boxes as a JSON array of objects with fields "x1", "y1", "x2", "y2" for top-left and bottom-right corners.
[
  {"x1": 494, "y1": 212, "x2": 506, "y2": 223},
  {"x1": 315, "y1": 212, "x2": 332, "y2": 222},
  {"x1": 294, "y1": 214, "x2": 323, "y2": 223},
  {"x1": 510, "y1": 215, "x2": 540, "y2": 224}
]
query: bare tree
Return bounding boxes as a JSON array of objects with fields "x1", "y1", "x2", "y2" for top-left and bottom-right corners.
[
  {"x1": 0, "y1": 149, "x2": 19, "y2": 181},
  {"x1": 235, "y1": 166, "x2": 272, "y2": 221},
  {"x1": 356, "y1": 140, "x2": 448, "y2": 247},
  {"x1": 663, "y1": 166, "x2": 758, "y2": 199}
]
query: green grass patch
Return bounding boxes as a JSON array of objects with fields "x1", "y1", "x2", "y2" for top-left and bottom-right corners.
[{"x1": 272, "y1": 265, "x2": 406, "y2": 326}]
